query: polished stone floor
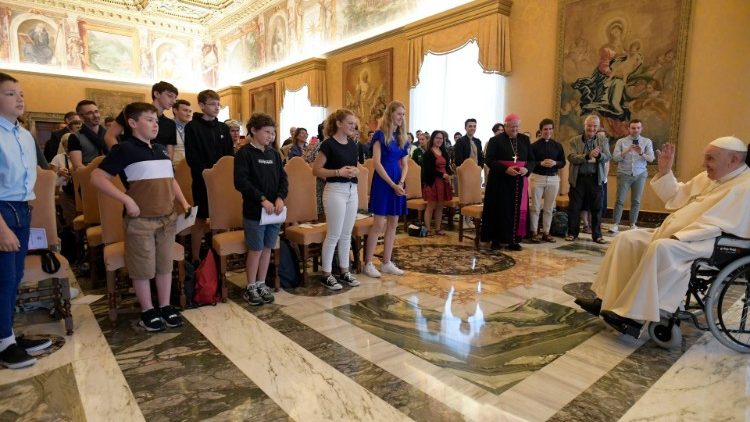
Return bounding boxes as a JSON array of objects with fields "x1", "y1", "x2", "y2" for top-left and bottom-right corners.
[{"x1": 2, "y1": 228, "x2": 749, "y2": 421}]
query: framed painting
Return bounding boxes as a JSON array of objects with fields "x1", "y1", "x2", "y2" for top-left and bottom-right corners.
[
  {"x1": 343, "y1": 48, "x2": 393, "y2": 136},
  {"x1": 80, "y1": 22, "x2": 140, "y2": 78},
  {"x1": 553, "y1": 0, "x2": 692, "y2": 164},
  {"x1": 24, "y1": 112, "x2": 66, "y2": 149},
  {"x1": 250, "y1": 83, "x2": 276, "y2": 118},
  {"x1": 85, "y1": 89, "x2": 146, "y2": 120}
]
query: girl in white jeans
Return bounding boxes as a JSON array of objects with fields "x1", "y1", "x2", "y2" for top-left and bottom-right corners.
[{"x1": 312, "y1": 109, "x2": 361, "y2": 290}]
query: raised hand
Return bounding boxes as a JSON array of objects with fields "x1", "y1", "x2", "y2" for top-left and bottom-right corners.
[{"x1": 656, "y1": 143, "x2": 675, "y2": 176}]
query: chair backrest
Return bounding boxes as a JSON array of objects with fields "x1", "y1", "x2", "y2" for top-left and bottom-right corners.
[
  {"x1": 404, "y1": 158, "x2": 422, "y2": 199},
  {"x1": 97, "y1": 176, "x2": 126, "y2": 245},
  {"x1": 559, "y1": 161, "x2": 570, "y2": 196},
  {"x1": 75, "y1": 155, "x2": 105, "y2": 225},
  {"x1": 30, "y1": 167, "x2": 59, "y2": 248},
  {"x1": 174, "y1": 158, "x2": 193, "y2": 206},
  {"x1": 72, "y1": 166, "x2": 83, "y2": 213},
  {"x1": 357, "y1": 163, "x2": 369, "y2": 210},
  {"x1": 457, "y1": 158, "x2": 482, "y2": 205},
  {"x1": 363, "y1": 158, "x2": 374, "y2": 192},
  {"x1": 203, "y1": 156, "x2": 243, "y2": 230},
  {"x1": 284, "y1": 157, "x2": 317, "y2": 223}
]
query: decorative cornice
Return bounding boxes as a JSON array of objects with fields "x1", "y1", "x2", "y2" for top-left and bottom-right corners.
[
  {"x1": 241, "y1": 58, "x2": 327, "y2": 85},
  {"x1": 404, "y1": 0, "x2": 512, "y2": 39}
]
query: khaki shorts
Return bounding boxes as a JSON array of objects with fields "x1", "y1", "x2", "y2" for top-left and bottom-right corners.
[{"x1": 123, "y1": 212, "x2": 177, "y2": 280}]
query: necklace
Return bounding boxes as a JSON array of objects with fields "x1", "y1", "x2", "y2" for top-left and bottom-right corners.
[{"x1": 509, "y1": 137, "x2": 518, "y2": 163}]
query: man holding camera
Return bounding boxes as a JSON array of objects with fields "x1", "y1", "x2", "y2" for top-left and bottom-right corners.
[{"x1": 609, "y1": 119, "x2": 655, "y2": 233}]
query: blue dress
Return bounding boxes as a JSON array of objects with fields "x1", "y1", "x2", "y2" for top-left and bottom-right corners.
[{"x1": 369, "y1": 130, "x2": 409, "y2": 216}]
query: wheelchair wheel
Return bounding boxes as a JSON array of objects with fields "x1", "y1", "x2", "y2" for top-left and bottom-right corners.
[
  {"x1": 705, "y1": 256, "x2": 750, "y2": 353},
  {"x1": 648, "y1": 319, "x2": 682, "y2": 349}
]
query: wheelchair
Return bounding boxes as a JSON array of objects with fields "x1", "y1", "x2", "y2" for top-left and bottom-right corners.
[{"x1": 648, "y1": 233, "x2": 750, "y2": 353}]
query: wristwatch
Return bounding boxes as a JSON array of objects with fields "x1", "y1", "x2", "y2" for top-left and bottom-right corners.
[{"x1": 260, "y1": 195, "x2": 267, "y2": 202}]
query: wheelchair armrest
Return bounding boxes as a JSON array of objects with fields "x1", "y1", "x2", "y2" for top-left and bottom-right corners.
[{"x1": 716, "y1": 232, "x2": 750, "y2": 248}]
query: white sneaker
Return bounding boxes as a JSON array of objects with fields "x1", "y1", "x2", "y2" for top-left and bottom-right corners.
[
  {"x1": 464, "y1": 218, "x2": 475, "y2": 229},
  {"x1": 630, "y1": 224, "x2": 638, "y2": 230},
  {"x1": 608, "y1": 225, "x2": 619, "y2": 233},
  {"x1": 381, "y1": 262, "x2": 405, "y2": 276},
  {"x1": 363, "y1": 262, "x2": 381, "y2": 278}
]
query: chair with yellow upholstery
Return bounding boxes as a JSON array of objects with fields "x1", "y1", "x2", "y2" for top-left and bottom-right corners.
[
  {"x1": 283, "y1": 157, "x2": 327, "y2": 284},
  {"x1": 75, "y1": 156, "x2": 105, "y2": 283},
  {"x1": 352, "y1": 164, "x2": 374, "y2": 273},
  {"x1": 556, "y1": 162, "x2": 571, "y2": 209},
  {"x1": 457, "y1": 158, "x2": 483, "y2": 249},
  {"x1": 17, "y1": 168, "x2": 74, "y2": 335},
  {"x1": 98, "y1": 177, "x2": 186, "y2": 324},
  {"x1": 403, "y1": 158, "x2": 427, "y2": 230}
]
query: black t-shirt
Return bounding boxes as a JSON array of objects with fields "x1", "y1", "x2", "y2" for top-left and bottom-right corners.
[
  {"x1": 319, "y1": 137, "x2": 358, "y2": 183},
  {"x1": 116, "y1": 111, "x2": 177, "y2": 146}
]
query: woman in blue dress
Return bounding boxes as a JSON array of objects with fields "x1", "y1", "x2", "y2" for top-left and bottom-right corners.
[{"x1": 363, "y1": 101, "x2": 410, "y2": 278}]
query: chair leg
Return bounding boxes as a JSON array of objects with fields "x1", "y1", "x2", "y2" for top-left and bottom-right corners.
[
  {"x1": 220, "y1": 255, "x2": 228, "y2": 303},
  {"x1": 273, "y1": 248, "x2": 280, "y2": 292},
  {"x1": 474, "y1": 218, "x2": 482, "y2": 250},
  {"x1": 106, "y1": 270, "x2": 117, "y2": 326},
  {"x1": 352, "y1": 235, "x2": 362, "y2": 273},
  {"x1": 301, "y1": 245, "x2": 309, "y2": 286},
  {"x1": 403, "y1": 214, "x2": 408, "y2": 231},
  {"x1": 89, "y1": 244, "x2": 98, "y2": 286},
  {"x1": 60, "y1": 277, "x2": 73, "y2": 335},
  {"x1": 177, "y1": 260, "x2": 186, "y2": 309},
  {"x1": 418, "y1": 209, "x2": 424, "y2": 225},
  {"x1": 458, "y1": 215, "x2": 464, "y2": 242}
]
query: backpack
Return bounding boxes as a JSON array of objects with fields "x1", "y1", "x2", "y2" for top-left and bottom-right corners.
[
  {"x1": 193, "y1": 249, "x2": 220, "y2": 306},
  {"x1": 550, "y1": 211, "x2": 569, "y2": 237},
  {"x1": 277, "y1": 238, "x2": 301, "y2": 288}
]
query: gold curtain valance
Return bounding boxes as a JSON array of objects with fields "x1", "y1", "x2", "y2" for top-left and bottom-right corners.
[
  {"x1": 407, "y1": 11, "x2": 511, "y2": 88},
  {"x1": 278, "y1": 67, "x2": 327, "y2": 109}
]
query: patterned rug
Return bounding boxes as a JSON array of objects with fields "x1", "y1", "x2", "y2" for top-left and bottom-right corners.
[{"x1": 390, "y1": 244, "x2": 515, "y2": 275}]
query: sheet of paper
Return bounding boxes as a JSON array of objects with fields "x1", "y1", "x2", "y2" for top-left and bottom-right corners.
[
  {"x1": 260, "y1": 206, "x2": 287, "y2": 225},
  {"x1": 175, "y1": 206, "x2": 198, "y2": 233},
  {"x1": 28, "y1": 228, "x2": 47, "y2": 250}
]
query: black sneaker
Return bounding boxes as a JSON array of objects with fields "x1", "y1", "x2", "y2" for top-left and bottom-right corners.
[
  {"x1": 159, "y1": 305, "x2": 184, "y2": 328},
  {"x1": 139, "y1": 308, "x2": 166, "y2": 332},
  {"x1": 256, "y1": 284, "x2": 275, "y2": 304},
  {"x1": 337, "y1": 272, "x2": 360, "y2": 287},
  {"x1": 15, "y1": 335, "x2": 52, "y2": 354},
  {"x1": 243, "y1": 286, "x2": 264, "y2": 306},
  {"x1": 0, "y1": 344, "x2": 37, "y2": 369},
  {"x1": 321, "y1": 274, "x2": 343, "y2": 291}
]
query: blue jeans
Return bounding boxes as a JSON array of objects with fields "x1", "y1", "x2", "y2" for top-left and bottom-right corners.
[
  {"x1": 0, "y1": 201, "x2": 31, "y2": 338},
  {"x1": 613, "y1": 172, "x2": 647, "y2": 225}
]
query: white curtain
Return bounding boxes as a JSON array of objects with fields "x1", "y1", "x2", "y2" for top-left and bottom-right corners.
[
  {"x1": 409, "y1": 41, "x2": 505, "y2": 147},
  {"x1": 279, "y1": 85, "x2": 327, "y2": 142}
]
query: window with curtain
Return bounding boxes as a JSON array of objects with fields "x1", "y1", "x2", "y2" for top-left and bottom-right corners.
[
  {"x1": 409, "y1": 41, "x2": 505, "y2": 146},
  {"x1": 279, "y1": 85, "x2": 327, "y2": 144}
]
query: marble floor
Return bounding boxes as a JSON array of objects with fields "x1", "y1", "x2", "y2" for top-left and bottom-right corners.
[{"x1": 2, "y1": 228, "x2": 749, "y2": 421}]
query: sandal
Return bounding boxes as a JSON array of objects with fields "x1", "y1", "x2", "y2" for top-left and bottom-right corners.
[
  {"x1": 593, "y1": 237, "x2": 608, "y2": 244},
  {"x1": 565, "y1": 235, "x2": 577, "y2": 241},
  {"x1": 542, "y1": 233, "x2": 556, "y2": 243},
  {"x1": 434, "y1": 230, "x2": 446, "y2": 236}
]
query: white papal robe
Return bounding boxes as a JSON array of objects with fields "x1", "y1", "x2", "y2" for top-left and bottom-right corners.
[{"x1": 592, "y1": 164, "x2": 750, "y2": 322}]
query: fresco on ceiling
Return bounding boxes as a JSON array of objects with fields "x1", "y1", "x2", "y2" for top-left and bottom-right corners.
[
  {"x1": 341, "y1": 0, "x2": 415, "y2": 35},
  {"x1": 17, "y1": 19, "x2": 57, "y2": 64}
]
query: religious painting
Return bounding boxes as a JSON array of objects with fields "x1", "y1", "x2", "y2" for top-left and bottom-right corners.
[
  {"x1": 154, "y1": 40, "x2": 189, "y2": 83},
  {"x1": 266, "y1": 12, "x2": 289, "y2": 64},
  {"x1": 554, "y1": 0, "x2": 691, "y2": 153},
  {"x1": 84, "y1": 89, "x2": 145, "y2": 121},
  {"x1": 221, "y1": 17, "x2": 264, "y2": 81},
  {"x1": 341, "y1": 0, "x2": 414, "y2": 35},
  {"x1": 81, "y1": 23, "x2": 140, "y2": 77},
  {"x1": 24, "y1": 112, "x2": 67, "y2": 150},
  {"x1": 343, "y1": 48, "x2": 392, "y2": 136},
  {"x1": 17, "y1": 19, "x2": 58, "y2": 65},
  {"x1": 201, "y1": 43, "x2": 219, "y2": 87},
  {"x1": 250, "y1": 83, "x2": 276, "y2": 118}
]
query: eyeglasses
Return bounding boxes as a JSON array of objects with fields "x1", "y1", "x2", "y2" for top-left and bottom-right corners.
[{"x1": 69, "y1": 121, "x2": 83, "y2": 126}]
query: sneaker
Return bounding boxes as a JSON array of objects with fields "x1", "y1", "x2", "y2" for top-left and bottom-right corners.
[
  {"x1": 464, "y1": 218, "x2": 475, "y2": 229},
  {"x1": 363, "y1": 262, "x2": 381, "y2": 278},
  {"x1": 139, "y1": 308, "x2": 166, "y2": 332},
  {"x1": 159, "y1": 305, "x2": 184, "y2": 328},
  {"x1": 243, "y1": 286, "x2": 264, "y2": 306},
  {"x1": 507, "y1": 243, "x2": 523, "y2": 251},
  {"x1": 257, "y1": 283, "x2": 275, "y2": 303},
  {"x1": 338, "y1": 272, "x2": 360, "y2": 287},
  {"x1": 608, "y1": 225, "x2": 619, "y2": 233},
  {"x1": 15, "y1": 335, "x2": 52, "y2": 354},
  {"x1": 321, "y1": 274, "x2": 343, "y2": 291},
  {"x1": 0, "y1": 344, "x2": 37, "y2": 369},
  {"x1": 381, "y1": 261, "x2": 405, "y2": 275},
  {"x1": 630, "y1": 224, "x2": 638, "y2": 230}
]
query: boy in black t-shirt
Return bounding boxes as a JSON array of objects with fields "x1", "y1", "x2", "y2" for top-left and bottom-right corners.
[
  {"x1": 234, "y1": 113, "x2": 288, "y2": 306},
  {"x1": 91, "y1": 102, "x2": 190, "y2": 332}
]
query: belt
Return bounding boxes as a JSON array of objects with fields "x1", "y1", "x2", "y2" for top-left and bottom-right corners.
[{"x1": 578, "y1": 173, "x2": 597, "y2": 177}]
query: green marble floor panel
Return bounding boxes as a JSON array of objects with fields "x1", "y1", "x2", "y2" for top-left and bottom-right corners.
[
  {"x1": 227, "y1": 285, "x2": 466, "y2": 422},
  {"x1": 90, "y1": 297, "x2": 290, "y2": 422},
  {"x1": 555, "y1": 242, "x2": 607, "y2": 257},
  {"x1": 0, "y1": 363, "x2": 85, "y2": 421},
  {"x1": 330, "y1": 293, "x2": 604, "y2": 394}
]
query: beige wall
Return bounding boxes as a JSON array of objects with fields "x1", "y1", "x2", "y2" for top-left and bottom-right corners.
[{"x1": 507, "y1": 0, "x2": 750, "y2": 212}]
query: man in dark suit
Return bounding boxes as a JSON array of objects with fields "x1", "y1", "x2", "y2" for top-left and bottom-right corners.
[
  {"x1": 43, "y1": 111, "x2": 78, "y2": 162},
  {"x1": 454, "y1": 118, "x2": 484, "y2": 168}
]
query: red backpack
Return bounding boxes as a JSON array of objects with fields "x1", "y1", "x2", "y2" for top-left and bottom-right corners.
[{"x1": 194, "y1": 250, "x2": 220, "y2": 306}]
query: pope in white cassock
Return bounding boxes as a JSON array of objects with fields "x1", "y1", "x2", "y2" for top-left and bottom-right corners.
[{"x1": 575, "y1": 136, "x2": 750, "y2": 336}]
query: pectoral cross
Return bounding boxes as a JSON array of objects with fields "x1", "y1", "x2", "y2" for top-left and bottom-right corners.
[{"x1": 512, "y1": 155, "x2": 518, "y2": 163}]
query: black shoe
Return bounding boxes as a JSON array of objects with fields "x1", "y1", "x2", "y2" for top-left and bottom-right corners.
[
  {"x1": 139, "y1": 308, "x2": 166, "y2": 332},
  {"x1": 0, "y1": 344, "x2": 37, "y2": 369},
  {"x1": 159, "y1": 305, "x2": 184, "y2": 328},
  {"x1": 507, "y1": 243, "x2": 523, "y2": 251},
  {"x1": 256, "y1": 283, "x2": 275, "y2": 303},
  {"x1": 601, "y1": 310, "x2": 643, "y2": 338},
  {"x1": 575, "y1": 297, "x2": 602, "y2": 316},
  {"x1": 490, "y1": 241, "x2": 502, "y2": 250},
  {"x1": 321, "y1": 274, "x2": 343, "y2": 291},
  {"x1": 243, "y1": 286, "x2": 264, "y2": 306},
  {"x1": 337, "y1": 272, "x2": 360, "y2": 287},
  {"x1": 15, "y1": 335, "x2": 52, "y2": 354}
]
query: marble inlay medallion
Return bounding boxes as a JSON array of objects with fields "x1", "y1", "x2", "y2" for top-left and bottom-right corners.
[
  {"x1": 562, "y1": 282, "x2": 598, "y2": 301},
  {"x1": 390, "y1": 244, "x2": 515, "y2": 275},
  {"x1": 0, "y1": 363, "x2": 85, "y2": 421},
  {"x1": 556, "y1": 242, "x2": 607, "y2": 257},
  {"x1": 330, "y1": 293, "x2": 604, "y2": 394}
]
